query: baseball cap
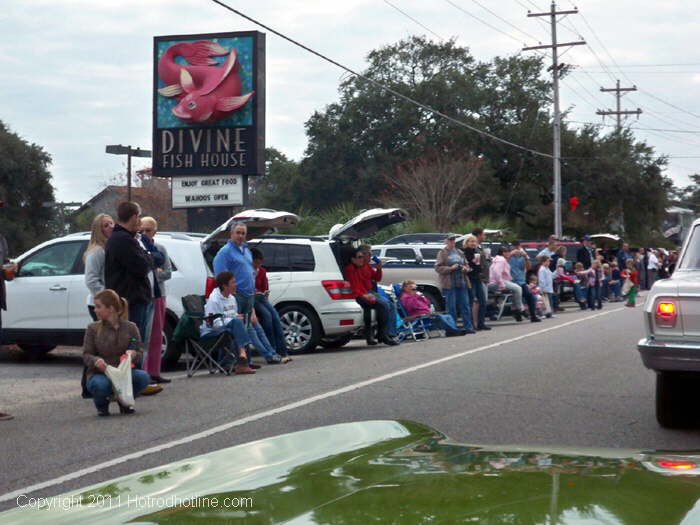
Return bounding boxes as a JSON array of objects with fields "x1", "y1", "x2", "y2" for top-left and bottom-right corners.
[{"x1": 446, "y1": 233, "x2": 460, "y2": 240}]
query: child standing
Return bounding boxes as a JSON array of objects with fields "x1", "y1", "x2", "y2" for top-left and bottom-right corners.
[
  {"x1": 527, "y1": 273, "x2": 546, "y2": 318},
  {"x1": 589, "y1": 260, "x2": 604, "y2": 310},
  {"x1": 537, "y1": 255, "x2": 555, "y2": 318},
  {"x1": 621, "y1": 258, "x2": 639, "y2": 307},
  {"x1": 609, "y1": 260, "x2": 622, "y2": 301}
]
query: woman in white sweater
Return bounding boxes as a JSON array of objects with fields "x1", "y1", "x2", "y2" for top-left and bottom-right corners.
[
  {"x1": 84, "y1": 214, "x2": 114, "y2": 320},
  {"x1": 81, "y1": 213, "x2": 114, "y2": 397}
]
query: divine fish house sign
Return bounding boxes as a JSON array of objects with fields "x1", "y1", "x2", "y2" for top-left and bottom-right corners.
[{"x1": 152, "y1": 31, "x2": 265, "y2": 207}]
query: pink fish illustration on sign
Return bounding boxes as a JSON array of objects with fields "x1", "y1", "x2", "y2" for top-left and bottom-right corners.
[{"x1": 157, "y1": 40, "x2": 254, "y2": 124}]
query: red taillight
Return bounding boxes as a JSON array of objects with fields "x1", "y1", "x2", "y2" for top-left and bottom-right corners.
[
  {"x1": 657, "y1": 460, "x2": 696, "y2": 470},
  {"x1": 655, "y1": 301, "x2": 677, "y2": 328},
  {"x1": 205, "y1": 277, "x2": 216, "y2": 298},
  {"x1": 339, "y1": 319, "x2": 355, "y2": 326},
  {"x1": 322, "y1": 280, "x2": 355, "y2": 300}
]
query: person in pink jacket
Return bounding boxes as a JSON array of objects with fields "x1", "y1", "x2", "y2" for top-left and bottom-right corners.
[
  {"x1": 399, "y1": 281, "x2": 467, "y2": 336},
  {"x1": 487, "y1": 246, "x2": 525, "y2": 322}
]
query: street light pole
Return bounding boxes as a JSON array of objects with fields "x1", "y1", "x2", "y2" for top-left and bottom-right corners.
[{"x1": 105, "y1": 145, "x2": 152, "y2": 202}]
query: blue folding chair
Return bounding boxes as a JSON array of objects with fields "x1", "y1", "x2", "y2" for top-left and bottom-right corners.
[{"x1": 391, "y1": 284, "x2": 437, "y2": 342}]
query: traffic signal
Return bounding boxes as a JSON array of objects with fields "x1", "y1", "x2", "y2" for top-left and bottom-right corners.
[{"x1": 569, "y1": 196, "x2": 580, "y2": 211}]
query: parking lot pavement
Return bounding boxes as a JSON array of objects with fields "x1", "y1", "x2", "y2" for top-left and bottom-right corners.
[
  {"x1": 1, "y1": 295, "x2": 659, "y2": 511},
  {"x1": 0, "y1": 296, "x2": 625, "y2": 413}
]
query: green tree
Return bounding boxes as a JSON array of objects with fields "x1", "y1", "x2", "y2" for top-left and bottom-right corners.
[
  {"x1": 0, "y1": 120, "x2": 56, "y2": 255},
  {"x1": 250, "y1": 147, "x2": 302, "y2": 209}
]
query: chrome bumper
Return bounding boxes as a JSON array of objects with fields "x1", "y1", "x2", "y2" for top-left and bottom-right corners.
[{"x1": 637, "y1": 337, "x2": 700, "y2": 372}]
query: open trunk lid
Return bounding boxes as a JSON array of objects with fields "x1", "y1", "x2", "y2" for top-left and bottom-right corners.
[
  {"x1": 328, "y1": 208, "x2": 408, "y2": 242},
  {"x1": 201, "y1": 209, "x2": 301, "y2": 250}
]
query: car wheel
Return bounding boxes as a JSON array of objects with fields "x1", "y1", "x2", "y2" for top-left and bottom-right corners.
[
  {"x1": 656, "y1": 372, "x2": 697, "y2": 428},
  {"x1": 421, "y1": 289, "x2": 443, "y2": 312},
  {"x1": 160, "y1": 317, "x2": 181, "y2": 371},
  {"x1": 319, "y1": 334, "x2": 353, "y2": 349},
  {"x1": 278, "y1": 304, "x2": 322, "y2": 353},
  {"x1": 18, "y1": 344, "x2": 56, "y2": 355}
]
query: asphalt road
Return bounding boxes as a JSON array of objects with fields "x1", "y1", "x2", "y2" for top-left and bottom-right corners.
[{"x1": 2, "y1": 294, "x2": 699, "y2": 512}]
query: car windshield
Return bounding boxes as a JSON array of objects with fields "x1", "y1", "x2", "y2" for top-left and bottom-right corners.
[{"x1": 678, "y1": 225, "x2": 700, "y2": 270}]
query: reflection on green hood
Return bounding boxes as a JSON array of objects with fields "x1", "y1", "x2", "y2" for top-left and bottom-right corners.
[{"x1": 4, "y1": 420, "x2": 700, "y2": 524}]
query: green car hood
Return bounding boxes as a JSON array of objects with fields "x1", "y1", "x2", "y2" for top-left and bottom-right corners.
[{"x1": 4, "y1": 420, "x2": 700, "y2": 524}]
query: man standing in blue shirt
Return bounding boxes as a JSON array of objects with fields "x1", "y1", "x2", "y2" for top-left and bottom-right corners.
[{"x1": 213, "y1": 222, "x2": 256, "y2": 318}]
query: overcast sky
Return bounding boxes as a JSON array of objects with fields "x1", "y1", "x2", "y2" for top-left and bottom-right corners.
[{"x1": 3, "y1": 0, "x2": 700, "y2": 204}]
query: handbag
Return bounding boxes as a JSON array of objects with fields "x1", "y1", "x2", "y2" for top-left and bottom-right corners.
[
  {"x1": 621, "y1": 278, "x2": 633, "y2": 296},
  {"x1": 105, "y1": 354, "x2": 135, "y2": 408}
]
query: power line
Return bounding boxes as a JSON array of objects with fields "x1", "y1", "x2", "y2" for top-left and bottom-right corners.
[
  {"x1": 208, "y1": 0, "x2": 554, "y2": 159},
  {"x1": 567, "y1": 121, "x2": 700, "y2": 133},
  {"x1": 444, "y1": 0, "x2": 533, "y2": 46},
  {"x1": 469, "y1": 0, "x2": 543, "y2": 43},
  {"x1": 638, "y1": 88, "x2": 700, "y2": 121},
  {"x1": 569, "y1": 7, "x2": 700, "y2": 129},
  {"x1": 580, "y1": 63, "x2": 700, "y2": 68},
  {"x1": 383, "y1": 0, "x2": 447, "y2": 42}
]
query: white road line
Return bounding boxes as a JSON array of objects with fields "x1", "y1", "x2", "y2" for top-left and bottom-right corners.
[{"x1": 0, "y1": 307, "x2": 625, "y2": 504}]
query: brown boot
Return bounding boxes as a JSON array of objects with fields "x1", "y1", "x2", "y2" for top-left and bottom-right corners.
[{"x1": 234, "y1": 363, "x2": 256, "y2": 375}]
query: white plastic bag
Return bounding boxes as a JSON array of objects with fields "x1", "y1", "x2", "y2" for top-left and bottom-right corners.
[{"x1": 105, "y1": 354, "x2": 135, "y2": 408}]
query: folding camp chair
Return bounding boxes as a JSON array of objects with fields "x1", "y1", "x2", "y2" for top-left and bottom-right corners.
[
  {"x1": 392, "y1": 284, "x2": 437, "y2": 342},
  {"x1": 488, "y1": 289, "x2": 513, "y2": 321},
  {"x1": 173, "y1": 295, "x2": 236, "y2": 377}
]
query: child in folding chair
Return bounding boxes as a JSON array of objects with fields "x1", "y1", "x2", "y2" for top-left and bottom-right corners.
[
  {"x1": 202, "y1": 272, "x2": 257, "y2": 374},
  {"x1": 400, "y1": 280, "x2": 468, "y2": 337}
]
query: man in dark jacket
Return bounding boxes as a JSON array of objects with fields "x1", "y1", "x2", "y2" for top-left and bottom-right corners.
[
  {"x1": 576, "y1": 235, "x2": 593, "y2": 269},
  {"x1": 0, "y1": 232, "x2": 17, "y2": 421},
  {"x1": 105, "y1": 201, "x2": 153, "y2": 339}
]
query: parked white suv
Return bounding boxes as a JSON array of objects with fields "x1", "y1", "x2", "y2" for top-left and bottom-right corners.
[
  {"x1": 4, "y1": 231, "x2": 210, "y2": 368},
  {"x1": 4, "y1": 208, "x2": 407, "y2": 364},
  {"x1": 203, "y1": 208, "x2": 408, "y2": 352}
]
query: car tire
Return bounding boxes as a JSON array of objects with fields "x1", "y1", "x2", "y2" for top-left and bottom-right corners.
[
  {"x1": 160, "y1": 317, "x2": 181, "y2": 371},
  {"x1": 17, "y1": 344, "x2": 56, "y2": 355},
  {"x1": 278, "y1": 304, "x2": 322, "y2": 353},
  {"x1": 656, "y1": 372, "x2": 697, "y2": 428},
  {"x1": 319, "y1": 334, "x2": 353, "y2": 349},
  {"x1": 421, "y1": 289, "x2": 443, "y2": 312}
]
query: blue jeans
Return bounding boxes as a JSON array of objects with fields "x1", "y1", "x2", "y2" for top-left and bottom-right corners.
[
  {"x1": 469, "y1": 275, "x2": 487, "y2": 328},
  {"x1": 235, "y1": 292, "x2": 255, "y2": 319},
  {"x1": 588, "y1": 286, "x2": 602, "y2": 309},
  {"x1": 255, "y1": 296, "x2": 288, "y2": 356},
  {"x1": 432, "y1": 313, "x2": 459, "y2": 332},
  {"x1": 129, "y1": 301, "x2": 150, "y2": 342},
  {"x1": 203, "y1": 318, "x2": 252, "y2": 367},
  {"x1": 444, "y1": 287, "x2": 474, "y2": 331},
  {"x1": 87, "y1": 370, "x2": 150, "y2": 411},
  {"x1": 248, "y1": 323, "x2": 279, "y2": 362},
  {"x1": 610, "y1": 281, "x2": 622, "y2": 298},
  {"x1": 370, "y1": 291, "x2": 398, "y2": 337},
  {"x1": 574, "y1": 284, "x2": 588, "y2": 308}
]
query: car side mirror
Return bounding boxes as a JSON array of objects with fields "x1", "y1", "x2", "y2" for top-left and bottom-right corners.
[{"x1": 415, "y1": 255, "x2": 424, "y2": 265}]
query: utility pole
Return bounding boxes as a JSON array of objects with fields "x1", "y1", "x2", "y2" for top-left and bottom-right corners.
[
  {"x1": 596, "y1": 80, "x2": 642, "y2": 132},
  {"x1": 105, "y1": 145, "x2": 152, "y2": 201},
  {"x1": 597, "y1": 81, "x2": 640, "y2": 237},
  {"x1": 524, "y1": 2, "x2": 585, "y2": 239}
]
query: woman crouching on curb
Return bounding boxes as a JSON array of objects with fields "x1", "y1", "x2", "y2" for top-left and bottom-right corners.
[{"x1": 82, "y1": 290, "x2": 151, "y2": 417}]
